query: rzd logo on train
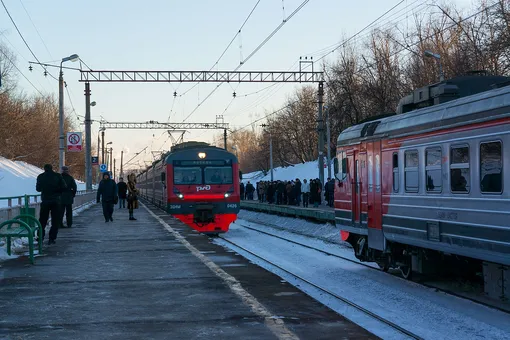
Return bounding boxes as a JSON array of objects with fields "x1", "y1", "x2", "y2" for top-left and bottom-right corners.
[{"x1": 196, "y1": 185, "x2": 211, "y2": 192}]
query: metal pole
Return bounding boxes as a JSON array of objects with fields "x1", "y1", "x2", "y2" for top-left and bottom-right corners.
[
  {"x1": 109, "y1": 148, "x2": 113, "y2": 172},
  {"x1": 114, "y1": 158, "x2": 116, "y2": 180},
  {"x1": 317, "y1": 81, "x2": 325, "y2": 186},
  {"x1": 101, "y1": 130, "x2": 105, "y2": 164},
  {"x1": 269, "y1": 131, "x2": 274, "y2": 182},
  {"x1": 224, "y1": 129, "x2": 227, "y2": 150},
  {"x1": 58, "y1": 65, "x2": 65, "y2": 169},
  {"x1": 438, "y1": 61, "x2": 444, "y2": 82},
  {"x1": 84, "y1": 82, "x2": 92, "y2": 190},
  {"x1": 326, "y1": 105, "x2": 332, "y2": 180},
  {"x1": 120, "y1": 151, "x2": 124, "y2": 178}
]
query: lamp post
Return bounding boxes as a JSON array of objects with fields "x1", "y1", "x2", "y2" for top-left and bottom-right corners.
[
  {"x1": 58, "y1": 54, "x2": 79, "y2": 170},
  {"x1": 324, "y1": 104, "x2": 332, "y2": 180},
  {"x1": 106, "y1": 142, "x2": 112, "y2": 172},
  {"x1": 424, "y1": 50, "x2": 444, "y2": 82},
  {"x1": 84, "y1": 98, "x2": 96, "y2": 191}
]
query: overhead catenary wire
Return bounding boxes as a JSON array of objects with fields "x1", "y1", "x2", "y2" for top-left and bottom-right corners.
[
  {"x1": 0, "y1": 46, "x2": 44, "y2": 96},
  {"x1": 182, "y1": 0, "x2": 311, "y2": 123},
  {"x1": 232, "y1": 1, "x2": 498, "y2": 136},
  {"x1": 18, "y1": 0, "x2": 54, "y2": 60},
  {"x1": 1, "y1": 0, "x2": 58, "y2": 82}
]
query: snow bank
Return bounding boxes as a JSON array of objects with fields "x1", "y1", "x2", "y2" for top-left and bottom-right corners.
[
  {"x1": 0, "y1": 156, "x2": 85, "y2": 206},
  {"x1": 242, "y1": 159, "x2": 332, "y2": 184}
]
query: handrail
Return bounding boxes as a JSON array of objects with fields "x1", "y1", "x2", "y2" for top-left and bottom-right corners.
[
  {"x1": 0, "y1": 190, "x2": 92, "y2": 201},
  {"x1": 0, "y1": 190, "x2": 94, "y2": 209}
]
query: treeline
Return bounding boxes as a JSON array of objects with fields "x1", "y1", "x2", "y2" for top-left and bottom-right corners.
[
  {"x1": 226, "y1": 0, "x2": 510, "y2": 174},
  {"x1": 0, "y1": 45, "x2": 86, "y2": 180}
]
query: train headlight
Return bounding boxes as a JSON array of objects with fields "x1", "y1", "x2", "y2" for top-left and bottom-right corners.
[
  {"x1": 198, "y1": 152, "x2": 206, "y2": 159},
  {"x1": 224, "y1": 193, "x2": 230, "y2": 198},
  {"x1": 178, "y1": 194, "x2": 184, "y2": 199}
]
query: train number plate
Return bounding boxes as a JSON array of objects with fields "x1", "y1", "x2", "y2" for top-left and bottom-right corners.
[
  {"x1": 227, "y1": 204, "x2": 238, "y2": 209},
  {"x1": 169, "y1": 205, "x2": 182, "y2": 209}
]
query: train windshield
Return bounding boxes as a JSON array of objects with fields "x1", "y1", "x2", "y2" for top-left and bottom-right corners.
[
  {"x1": 173, "y1": 167, "x2": 202, "y2": 184},
  {"x1": 204, "y1": 166, "x2": 233, "y2": 184}
]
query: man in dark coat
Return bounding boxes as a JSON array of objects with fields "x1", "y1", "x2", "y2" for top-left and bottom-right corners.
[
  {"x1": 117, "y1": 177, "x2": 128, "y2": 209},
  {"x1": 240, "y1": 182, "x2": 245, "y2": 200},
  {"x1": 96, "y1": 172, "x2": 118, "y2": 222},
  {"x1": 36, "y1": 164, "x2": 67, "y2": 245},
  {"x1": 60, "y1": 166, "x2": 77, "y2": 228}
]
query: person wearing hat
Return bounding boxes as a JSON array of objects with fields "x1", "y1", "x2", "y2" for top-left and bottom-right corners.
[
  {"x1": 96, "y1": 171, "x2": 118, "y2": 223},
  {"x1": 36, "y1": 164, "x2": 67, "y2": 245},
  {"x1": 60, "y1": 166, "x2": 77, "y2": 228}
]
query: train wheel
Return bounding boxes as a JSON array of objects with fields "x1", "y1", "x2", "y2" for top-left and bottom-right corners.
[
  {"x1": 399, "y1": 256, "x2": 412, "y2": 280},
  {"x1": 377, "y1": 261, "x2": 390, "y2": 272}
]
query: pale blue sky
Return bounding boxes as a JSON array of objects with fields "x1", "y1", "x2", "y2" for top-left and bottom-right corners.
[{"x1": 1, "y1": 0, "x2": 473, "y2": 169}]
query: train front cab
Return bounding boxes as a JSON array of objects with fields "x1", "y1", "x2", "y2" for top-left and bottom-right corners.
[{"x1": 165, "y1": 147, "x2": 240, "y2": 235}]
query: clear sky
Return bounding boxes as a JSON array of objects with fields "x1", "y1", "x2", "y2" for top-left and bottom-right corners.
[{"x1": 1, "y1": 0, "x2": 473, "y2": 171}]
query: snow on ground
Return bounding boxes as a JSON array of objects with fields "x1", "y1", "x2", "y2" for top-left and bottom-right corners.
[
  {"x1": 238, "y1": 209, "x2": 342, "y2": 245},
  {"x1": 0, "y1": 156, "x2": 86, "y2": 207},
  {"x1": 242, "y1": 159, "x2": 332, "y2": 185},
  {"x1": 215, "y1": 219, "x2": 510, "y2": 340}
]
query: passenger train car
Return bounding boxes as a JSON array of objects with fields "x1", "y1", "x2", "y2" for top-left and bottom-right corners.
[
  {"x1": 138, "y1": 141, "x2": 240, "y2": 235},
  {"x1": 334, "y1": 74, "x2": 510, "y2": 279}
]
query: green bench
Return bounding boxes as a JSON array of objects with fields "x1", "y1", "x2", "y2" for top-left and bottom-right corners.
[{"x1": 0, "y1": 214, "x2": 43, "y2": 264}]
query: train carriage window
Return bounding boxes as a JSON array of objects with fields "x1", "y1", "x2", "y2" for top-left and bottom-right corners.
[
  {"x1": 205, "y1": 166, "x2": 233, "y2": 184},
  {"x1": 480, "y1": 141, "x2": 502, "y2": 193},
  {"x1": 392, "y1": 153, "x2": 399, "y2": 193},
  {"x1": 450, "y1": 146, "x2": 470, "y2": 193},
  {"x1": 174, "y1": 167, "x2": 202, "y2": 185},
  {"x1": 426, "y1": 147, "x2": 442, "y2": 193},
  {"x1": 404, "y1": 150, "x2": 419, "y2": 192}
]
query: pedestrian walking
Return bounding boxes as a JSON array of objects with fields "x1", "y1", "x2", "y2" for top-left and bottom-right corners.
[
  {"x1": 60, "y1": 166, "x2": 77, "y2": 228},
  {"x1": 36, "y1": 164, "x2": 67, "y2": 245},
  {"x1": 301, "y1": 179, "x2": 310, "y2": 208},
  {"x1": 117, "y1": 177, "x2": 128, "y2": 209},
  {"x1": 97, "y1": 172, "x2": 118, "y2": 223},
  {"x1": 127, "y1": 173, "x2": 139, "y2": 220}
]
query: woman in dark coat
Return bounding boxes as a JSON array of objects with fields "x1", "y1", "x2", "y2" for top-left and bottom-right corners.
[{"x1": 127, "y1": 173, "x2": 139, "y2": 220}]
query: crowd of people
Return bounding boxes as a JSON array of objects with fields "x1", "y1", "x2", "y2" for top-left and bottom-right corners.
[
  {"x1": 35, "y1": 164, "x2": 140, "y2": 246},
  {"x1": 240, "y1": 177, "x2": 336, "y2": 208}
]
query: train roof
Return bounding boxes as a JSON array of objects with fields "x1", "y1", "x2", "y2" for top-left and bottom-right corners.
[
  {"x1": 338, "y1": 78, "x2": 510, "y2": 146},
  {"x1": 165, "y1": 144, "x2": 237, "y2": 163}
]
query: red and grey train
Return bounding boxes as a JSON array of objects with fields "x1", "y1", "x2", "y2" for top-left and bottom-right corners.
[
  {"x1": 334, "y1": 74, "x2": 510, "y2": 278},
  {"x1": 137, "y1": 141, "x2": 240, "y2": 235}
]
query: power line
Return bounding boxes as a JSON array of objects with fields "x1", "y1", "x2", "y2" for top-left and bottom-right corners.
[
  {"x1": 0, "y1": 0, "x2": 58, "y2": 81},
  {"x1": 18, "y1": 0, "x2": 53, "y2": 60},
  {"x1": 182, "y1": 0, "x2": 311, "y2": 123},
  {"x1": 0, "y1": 46, "x2": 44, "y2": 96},
  {"x1": 178, "y1": 0, "x2": 262, "y2": 98}
]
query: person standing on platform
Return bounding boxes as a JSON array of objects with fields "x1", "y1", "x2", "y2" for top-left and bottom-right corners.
[
  {"x1": 301, "y1": 179, "x2": 310, "y2": 208},
  {"x1": 117, "y1": 177, "x2": 128, "y2": 209},
  {"x1": 60, "y1": 166, "x2": 77, "y2": 228},
  {"x1": 97, "y1": 172, "x2": 118, "y2": 223},
  {"x1": 36, "y1": 164, "x2": 67, "y2": 245},
  {"x1": 127, "y1": 173, "x2": 139, "y2": 220}
]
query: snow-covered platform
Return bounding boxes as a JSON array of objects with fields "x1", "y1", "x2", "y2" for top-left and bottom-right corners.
[
  {"x1": 0, "y1": 202, "x2": 374, "y2": 339},
  {"x1": 241, "y1": 200, "x2": 335, "y2": 223}
]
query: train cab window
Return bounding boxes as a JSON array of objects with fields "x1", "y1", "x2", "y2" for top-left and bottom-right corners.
[
  {"x1": 426, "y1": 147, "x2": 442, "y2": 193},
  {"x1": 450, "y1": 146, "x2": 470, "y2": 193},
  {"x1": 480, "y1": 141, "x2": 502, "y2": 193},
  {"x1": 204, "y1": 166, "x2": 233, "y2": 184},
  {"x1": 404, "y1": 150, "x2": 419, "y2": 192},
  {"x1": 392, "y1": 153, "x2": 399, "y2": 192},
  {"x1": 174, "y1": 167, "x2": 202, "y2": 185}
]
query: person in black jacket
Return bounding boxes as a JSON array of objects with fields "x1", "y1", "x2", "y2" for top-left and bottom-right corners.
[
  {"x1": 36, "y1": 164, "x2": 67, "y2": 245},
  {"x1": 96, "y1": 172, "x2": 118, "y2": 222},
  {"x1": 60, "y1": 166, "x2": 77, "y2": 228},
  {"x1": 116, "y1": 177, "x2": 128, "y2": 209}
]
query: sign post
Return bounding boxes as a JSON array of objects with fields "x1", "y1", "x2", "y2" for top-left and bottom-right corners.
[
  {"x1": 66, "y1": 132, "x2": 83, "y2": 152},
  {"x1": 99, "y1": 164, "x2": 108, "y2": 172},
  {"x1": 92, "y1": 156, "x2": 99, "y2": 165}
]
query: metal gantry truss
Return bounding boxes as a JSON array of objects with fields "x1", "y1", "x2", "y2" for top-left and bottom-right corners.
[
  {"x1": 99, "y1": 120, "x2": 229, "y2": 130},
  {"x1": 80, "y1": 70, "x2": 324, "y2": 83}
]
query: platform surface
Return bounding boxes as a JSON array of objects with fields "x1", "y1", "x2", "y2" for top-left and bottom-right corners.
[{"x1": 0, "y1": 202, "x2": 375, "y2": 340}]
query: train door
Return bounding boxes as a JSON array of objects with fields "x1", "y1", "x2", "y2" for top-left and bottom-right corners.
[
  {"x1": 367, "y1": 140, "x2": 385, "y2": 251},
  {"x1": 350, "y1": 151, "x2": 362, "y2": 225}
]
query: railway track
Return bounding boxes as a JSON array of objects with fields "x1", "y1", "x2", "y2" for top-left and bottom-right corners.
[
  {"x1": 234, "y1": 219, "x2": 510, "y2": 315},
  {"x1": 219, "y1": 232, "x2": 424, "y2": 340}
]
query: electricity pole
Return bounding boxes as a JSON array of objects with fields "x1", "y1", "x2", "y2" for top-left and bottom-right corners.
[
  {"x1": 317, "y1": 81, "x2": 325, "y2": 186},
  {"x1": 261, "y1": 124, "x2": 273, "y2": 181},
  {"x1": 120, "y1": 151, "x2": 124, "y2": 178},
  {"x1": 326, "y1": 104, "x2": 332, "y2": 180},
  {"x1": 113, "y1": 158, "x2": 116, "y2": 180},
  {"x1": 84, "y1": 82, "x2": 92, "y2": 190},
  {"x1": 101, "y1": 130, "x2": 105, "y2": 164}
]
